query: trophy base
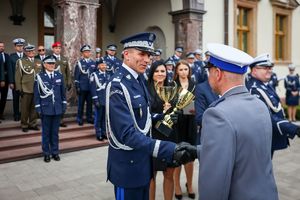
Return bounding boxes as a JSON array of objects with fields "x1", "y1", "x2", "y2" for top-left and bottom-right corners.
[{"x1": 155, "y1": 121, "x2": 173, "y2": 137}]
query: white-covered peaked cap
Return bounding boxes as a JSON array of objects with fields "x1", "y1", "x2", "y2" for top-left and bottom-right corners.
[
  {"x1": 194, "y1": 49, "x2": 202, "y2": 55},
  {"x1": 288, "y1": 64, "x2": 296, "y2": 70},
  {"x1": 12, "y1": 38, "x2": 25, "y2": 45},
  {"x1": 250, "y1": 53, "x2": 273, "y2": 68},
  {"x1": 24, "y1": 43, "x2": 35, "y2": 51},
  {"x1": 207, "y1": 43, "x2": 253, "y2": 74}
]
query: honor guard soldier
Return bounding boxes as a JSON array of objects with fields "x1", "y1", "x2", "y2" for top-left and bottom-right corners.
[
  {"x1": 193, "y1": 49, "x2": 208, "y2": 84},
  {"x1": 165, "y1": 59, "x2": 175, "y2": 84},
  {"x1": 74, "y1": 44, "x2": 95, "y2": 125},
  {"x1": 90, "y1": 58, "x2": 108, "y2": 141},
  {"x1": 34, "y1": 55, "x2": 66, "y2": 163},
  {"x1": 0, "y1": 42, "x2": 12, "y2": 120},
  {"x1": 106, "y1": 32, "x2": 197, "y2": 200},
  {"x1": 168, "y1": 47, "x2": 183, "y2": 65},
  {"x1": 9, "y1": 38, "x2": 26, "y2": 121},
  {"x1": 52, "y1": 42, "x2": 72, "y2": 127},
  {"x1": 15, "y1": 44, "x2": 42, "y2": 132},
  {"x1": 246, "y1": 53, "x2": 300, "y2": 157},
  {"x1": 153, "y1": 49, "x2": 164, "y2": 63},
  {"x1": 103, "y1": 44, "x2": 122, "y2": 80},
  {"x1": 284, "y1": 64, "x2": 300, "y2": 122}
]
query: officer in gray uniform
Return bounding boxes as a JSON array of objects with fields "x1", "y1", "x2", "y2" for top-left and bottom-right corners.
[
  {"x1": 106, "y1": 32, "x2": 197, "y2": 200},
  {"x1": 196, "y1": 44, "x2": 278, "y2": 200}
]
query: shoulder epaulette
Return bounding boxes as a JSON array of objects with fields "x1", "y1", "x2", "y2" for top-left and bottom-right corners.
[{"x1": 112, "y1": 71, "x2": 124, "y2": 82}]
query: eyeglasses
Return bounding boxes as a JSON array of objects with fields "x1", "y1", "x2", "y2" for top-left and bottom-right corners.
[
  {"x1": 255, "y1": 66, "x2": 273, "y2": 70},
  {"x1": 38, "y1": 49, "x2": 45, "y2": 52}
]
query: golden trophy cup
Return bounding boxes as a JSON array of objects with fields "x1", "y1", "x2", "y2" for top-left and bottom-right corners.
[
  {"x1": 155, "y1": 82, "x2": 178, "y2": 114},
  {"x1": 155, "y1": 87, "x2": 195, "y2": 137}
]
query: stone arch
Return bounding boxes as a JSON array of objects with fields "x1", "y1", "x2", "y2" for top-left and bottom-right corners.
[{"x1": 146, "y1": 26, "x2": 167, "y2": 60}]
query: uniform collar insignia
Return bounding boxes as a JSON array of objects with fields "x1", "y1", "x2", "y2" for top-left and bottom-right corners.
[{"x1": 126, "y1": 74, "x2": 131, "y2": 80}]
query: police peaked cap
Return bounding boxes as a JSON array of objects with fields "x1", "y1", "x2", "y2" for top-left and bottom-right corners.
[
  {"x1": 107, "y1": 44, "x2": 117, "y2": 51},
  {"x1": 186, "y1": 52, "x2": 195, "y2": 59},
  {"x1": 249, "y1": 53, "x2": 273, "y2": 68},
  {"x1": 120, "y1": 32, "x2": 156, "y2": 55},
  {"x1": 175, "y1": 47, "x2": 184, "y2": 53},
  {"x1": 13, "y1": 38, "x2": 25, "y2": 45},
  {"x1": 96, "y1": 47, "x2": 101, "y2": 53},
  {"x1": 80, "y1": 44, "x2": 92, "y2": 52},
  {"x1": 43, "y1": 55, "x2": 57, "y2": 63}
]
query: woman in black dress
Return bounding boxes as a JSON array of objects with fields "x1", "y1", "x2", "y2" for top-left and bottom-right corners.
[
  {"x1": 147, "y1": 61, "x2": 176, "y2": 200},
  {"x1": 173, "y1": 60, "x2": 197, "y2": 199}
]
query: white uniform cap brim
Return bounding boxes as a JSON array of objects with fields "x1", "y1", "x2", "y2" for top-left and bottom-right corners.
[{"x1": 207, "y1": 43, "x2": 253, "y2": 67}]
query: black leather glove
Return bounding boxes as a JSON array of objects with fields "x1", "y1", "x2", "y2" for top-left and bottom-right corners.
[
  {"x1": 172, "y1": 142, "x2": 197, "y2": 166},
  {"x1": 76, "y1": 87, "x2": 81, "y2": 95},
  {"x1": 67, "y1": 84, "x2": 72, "y2": 91}
]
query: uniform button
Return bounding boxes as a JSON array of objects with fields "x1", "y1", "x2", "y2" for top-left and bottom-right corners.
[
  {"x1": 130, "y1": 160, "x2": 134, "y2": 163},
  {"x1": 162, "y1": 159, "x2": 166, "y2": 162}
]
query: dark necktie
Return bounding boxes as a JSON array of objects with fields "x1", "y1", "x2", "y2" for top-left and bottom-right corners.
[{"x1": 50, "y1": 73, "x2": 54, "y2": 81}]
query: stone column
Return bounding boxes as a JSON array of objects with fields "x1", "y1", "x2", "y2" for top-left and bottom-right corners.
[
  {"x1": 169, "y1": 0, "x2": 206, "y2": 54},
  {"x1": 54, "y1": 0, "x2": 100, "y2": 104},
  {"x1": 55, "y1": 0, "x2": 100, "y2": 70}
]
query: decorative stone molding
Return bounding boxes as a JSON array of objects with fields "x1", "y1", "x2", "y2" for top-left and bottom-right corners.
[{"x1": 270, "y1": 0, "x2": 299, "y2": 9}]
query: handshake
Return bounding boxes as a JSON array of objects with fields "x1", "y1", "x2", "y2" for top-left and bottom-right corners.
[{"x1": 171, "y1": 142, "x2": 197, "y2": 167}]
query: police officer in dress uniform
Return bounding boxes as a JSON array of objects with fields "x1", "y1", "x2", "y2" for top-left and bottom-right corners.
[
  {"x1": 74, "y1": 44, "x2": 95, "y2": 126},
  {"x1": 168, "y1": 47, "x2": 183, "y2": 65},
  {"x1": 196, "y1": 44, "x2": 278, "y2": 200},
  {"x1": 103, "y1": 44, "x2": 122, "y2": 80},
  {"x1": 246, "y1": 53, "x2": 300, "y2": 157},
  {"x1": 52, "y1": 42, "x2": 72, "y2": 127},
  {"x1": 193, "y1": 49, "x2": 208, "y2": 84},
  {"x1": 165, "y1": 59, "x2": 175, "y2": 84},
  {"x1": 90, "y1": 58, "x2": 108, "y2": 141},
  {"x1": 284, "y1": 64, "x2": 300, "y2": 122},
  {"x1": 106, "y1": 32, "x2": 197, "y2": 200},
  {"x1": 95, "y1": 47, "x2": 102, "y2": 62},
  {"x1": 34, "y1": 55, "x2": 66, "y2": 163},
  {"x1": 9, "y1": 38, "x2": 26, "y2": 121},
  {"x1": 0, "y1": 41, "x2": 12, "y2": 120},
  {"x1": 15, "y1": 44, "x2": 42, "y2": 132}
]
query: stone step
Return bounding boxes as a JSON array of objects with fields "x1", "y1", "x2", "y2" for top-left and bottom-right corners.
[
  {"x1": 0, "y1": 137, "x2": 107, "y2": 164},
  {"x1": 0, "y1": 122, "x2": 94, "y2": 139},
  {"x1": 0, "y1": 128, "x2": 96, "y2": 151}
]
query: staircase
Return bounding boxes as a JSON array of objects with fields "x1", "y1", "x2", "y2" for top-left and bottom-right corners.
[{"x1": 0, "y1": 120, "x2": 108, "y2": 164}]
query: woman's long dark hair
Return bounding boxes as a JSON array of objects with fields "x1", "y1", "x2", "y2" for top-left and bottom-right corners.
[{"x1": 147, "y1": 61, "x2": 169, "y2": 86}]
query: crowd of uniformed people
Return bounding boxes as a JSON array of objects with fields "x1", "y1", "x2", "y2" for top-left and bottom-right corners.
[{"x1": 0, "y1": 33, "x2": 300, "y2": 200}]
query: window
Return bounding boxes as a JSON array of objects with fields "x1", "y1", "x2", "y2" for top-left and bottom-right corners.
[
  {"x1": 234, "y1": 0, "x2": 257, "y2": 56},
  {"x1": 38, "y1": 1, "x2": 55, "y2": 50},
  {"x1": 273, "y1": 7, "x2": 291, "y2": 63},
  {"x1": 237, "y1": 7, "x2": 250, "y2": 53},
  {"x1": 275, "y1": 14, "x2": 286, "y2": 61}
]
